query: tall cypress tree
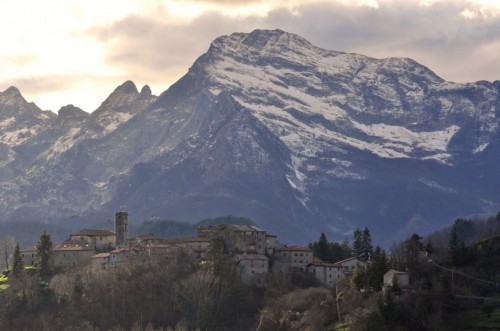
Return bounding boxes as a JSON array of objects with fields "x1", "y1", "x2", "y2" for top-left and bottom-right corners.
[
  {"x1": 36, "y1": 230, "x2": 53, "y2": 279},
  {"x1": 11, "y1": 243, "x2": 23, "y2": 278}
]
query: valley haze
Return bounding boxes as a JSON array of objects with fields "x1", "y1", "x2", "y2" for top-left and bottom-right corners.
[{"x1": 0, "y1": 29, "x2": 499, "y2": 245}]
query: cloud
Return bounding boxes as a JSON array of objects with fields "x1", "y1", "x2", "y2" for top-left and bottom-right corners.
[
  {"x1": 0, "y1": 74, "x2": 129, "y2": 112},
  {"x1": 88, "y1": 0, "x2": 500, "y2": 89}
]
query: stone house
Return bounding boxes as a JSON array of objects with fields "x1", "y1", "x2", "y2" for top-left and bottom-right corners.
[
  {"x1": 108, "y1": 247, "x2": 143, "y2": 268},
  {"x1": 20, "y1": 246, "x2": 37, "y2": 267},
  {"x1": 174, "y1": 237, "x2": 212, "y2": 260},
  {"x1": 235, "y1": 253, "x2": 269, "y2": 286},
  {"x1": 306, "y1": 257, "x2": 344, "y2": 288},
  {"x1": 70, "y1": 229, "x2": 116, "y2": 251},
  {"x1": 265, "y1": 234, "x2": 277, "y2": 256},
  {"x1": 274, "y1": 246, "x2": 313, "y2": 270},
  {"x1": 53, "y1": 240, "x2": 95, "y2": 268},
  {"x1": 91, "y1": 252, "x2": 111, "y2": 271},
  {"x1": 198, "y1": 224, "x2": 268, "y2": 255}
]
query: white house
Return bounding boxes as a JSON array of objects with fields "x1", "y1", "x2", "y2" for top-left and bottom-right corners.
[{"x1": 334, "y1": 256, "x2": 368, "y2": 277}]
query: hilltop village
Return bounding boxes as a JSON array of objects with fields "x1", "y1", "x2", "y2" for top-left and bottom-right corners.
[
  {"x1": 20, "y1": 211, "x2": 371, "y2": 288},
  {"x1": 5, "y1": 211, "x2": 499, "y2": 330}
]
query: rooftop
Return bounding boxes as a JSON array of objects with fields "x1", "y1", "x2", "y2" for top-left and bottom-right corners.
[
  {"x1": 277, "y1": 245, "x2": 312, "y2": 252},
  {"x1": 307, "y1": 257, "x2": 343, "y2": 268},
  {"x1": 71, "y1": 228, "x2": 115, "y2": 237}
]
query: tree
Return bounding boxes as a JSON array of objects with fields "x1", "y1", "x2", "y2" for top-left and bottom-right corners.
[
  {"x1": 309, "y1": 233, "x2": 348, "y2": 263},
  {"x1": 36, "y1": 230, "x2": 53, "y2": 279},
  {"x1": 361, "y1": 228, "x2": 373, "y2": 260},
  {"x1": 352, "y1": 229, "x2": 363, "y2": 257},
  {"x1": 367, "y1": 246, "x2": 389, "y2": 291},
  {"x1": 11, "y1": 243, "x2": 23, "y2": 278},
  {"x1": 480, "y1": 301, "x2": 494, "y2": 319},
  {"x1": 0, "y1": 235, "x2": 16, "y2": 271},
  {"x1": 352, "y1": 228, "x2": 372, "y2": 261},
  {"x1": 449, "y1": 222, "x2": 476, "y2": 266},
  {"x1": 316, "y1": 233, "x2": 329, "y2": 261}
]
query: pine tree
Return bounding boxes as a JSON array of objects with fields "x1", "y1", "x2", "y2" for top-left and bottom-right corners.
[
  {"x1": 317, "y1": 233, "x2": 329, "y2": 261},
  {"x1": 352, "y1": 229, "x2": 363, "y2": 257},
  {"x1": 361, "y1": 227, "x2": 373, "y2": 260},
  {"x1": 36, "y1": 230, "x2": 53, "y2": 279},
  {"x1": 341, "y1": 239, "x2": 351, "y2": 259},
  {"x1": 448, "y1": 224, "x2": 460, "y2": 265},
  {"x1": 11, "y1": 243, "x2": 23, "y2": 278},
  {"x1": 368, "y1": 246, "x2": 389, "y2": 291}
]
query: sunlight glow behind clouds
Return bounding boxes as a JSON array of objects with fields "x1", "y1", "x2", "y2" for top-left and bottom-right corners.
[{"x1": 0, "y1": 0, "x2": 499, "y2": 113}]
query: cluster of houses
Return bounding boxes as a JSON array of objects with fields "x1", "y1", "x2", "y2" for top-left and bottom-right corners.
[{"x1": 20, "y1": 211, "x2": 409, "y2": 290}]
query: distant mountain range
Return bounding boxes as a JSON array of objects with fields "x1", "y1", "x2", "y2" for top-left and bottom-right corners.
[{"x1": 1, "y1": 29, "x2": 499, "y2": 244}]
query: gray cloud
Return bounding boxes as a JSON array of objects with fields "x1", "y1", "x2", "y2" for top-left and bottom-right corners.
[{"x1": 88, "y1": 0, "x2": 500, "y2": 93}]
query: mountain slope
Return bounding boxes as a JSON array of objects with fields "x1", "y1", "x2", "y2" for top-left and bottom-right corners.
[{"x1": 1, "y1": 29, "x2": 499, "y2": 244}]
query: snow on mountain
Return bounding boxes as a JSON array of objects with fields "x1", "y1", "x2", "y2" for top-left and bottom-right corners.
[
  {"x1": 0, "y1": 29, "x2": 499, "y2": 244},
  {"x1": 203, "y1": 30, "x2": 496, "y2": 166}
]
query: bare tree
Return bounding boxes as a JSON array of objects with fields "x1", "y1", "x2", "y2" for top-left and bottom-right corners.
[{"x1": 0, "y1": 235, "x2": 16, "y2": 271}]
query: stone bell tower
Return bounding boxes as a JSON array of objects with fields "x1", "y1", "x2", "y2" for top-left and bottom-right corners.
[{"x1": 115, "y1": 211, "x2": 128, "y2": 246}]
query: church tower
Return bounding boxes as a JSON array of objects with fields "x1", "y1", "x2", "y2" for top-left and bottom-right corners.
[{"x1": 115, "y1": 211, "x2": 128, "y2": 246}]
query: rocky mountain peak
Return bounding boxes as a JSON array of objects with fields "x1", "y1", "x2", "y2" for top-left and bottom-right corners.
[
  {"x1": 58, "y1": 105, "x2": 88, "y2": 119},
  {"x1": 140, "y1": 85, "x2": 152, "y2": 98},
  {"x1": 94, "y1": 80, "x2": 142, "y2": 113},
  {"x1": 0, "y1": 86, "x2": 27, "y2": 106},
  {"x1": 115, "y1": 80, "x2": 139, "y2": 94},
  {"x1": 55, "y1": 105, "x2": 89, "y2": 128},
  {"x1": 204, "y1": 29, "x2": 327, "y2": 67},
  {"x1": 3, "y1": 86, "x2": 22, "y2": 97}
]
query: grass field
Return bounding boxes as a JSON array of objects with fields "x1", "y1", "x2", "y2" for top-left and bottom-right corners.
[{"x1": 0, "y1": 274, "x2": 9, "y2": 291}]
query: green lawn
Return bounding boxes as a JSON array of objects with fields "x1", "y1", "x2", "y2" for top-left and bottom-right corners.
[
  {"x1": 449, "y1": 308, "x2": 500, "y2": 330},
  {"x1": 0, "y1": 274, "x2": 9, "y2": 291}
]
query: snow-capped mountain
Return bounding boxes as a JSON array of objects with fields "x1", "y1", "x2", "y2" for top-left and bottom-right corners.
[{"x1": 1, "y1": 29, "x2": 499, "y2": 244}]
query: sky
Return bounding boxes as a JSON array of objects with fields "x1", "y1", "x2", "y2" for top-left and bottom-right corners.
[{"x1": 1, "y1": 0, "x2": 499, "y2": 113}]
